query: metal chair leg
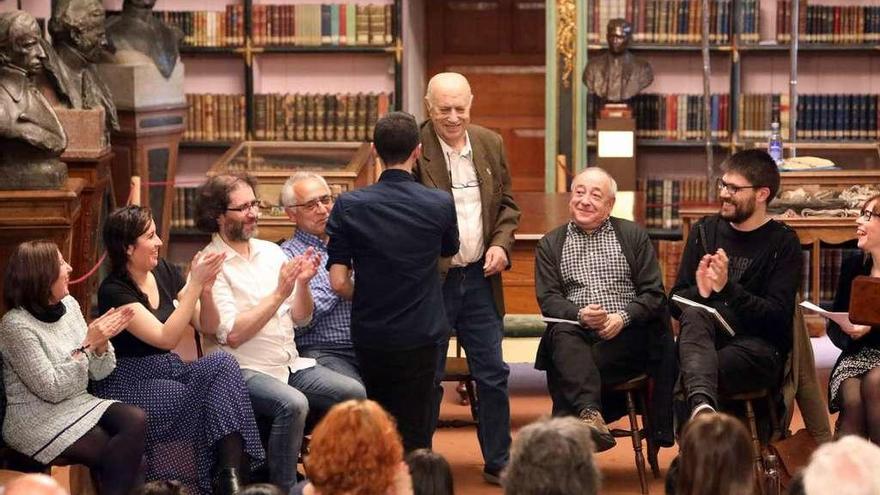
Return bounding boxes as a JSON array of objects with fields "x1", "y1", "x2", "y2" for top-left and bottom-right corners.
[{"x1": 626, "y1": 390, "x2": 649, "y2": 495}]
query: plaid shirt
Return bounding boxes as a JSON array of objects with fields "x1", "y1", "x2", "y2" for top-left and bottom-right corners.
[
  {"x1": 280, "y1": 230, "x2": 353, "y2": 351},
  {"x1": 560, "y1": 219, "x2": 635, "y2": 326}
]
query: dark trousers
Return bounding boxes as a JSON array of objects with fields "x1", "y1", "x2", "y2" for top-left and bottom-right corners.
[
  {"x1": 356, "y1": 344, "x2": 442, "y2": 452},
  {"x1": 431, "y1": 262, "x2": 511, "y2": 472},
  {"x1": 546, "y1": 322, "x2": 649, "y2": 417},
  {"x1": 678, "y1": 306, "x2": 782, "y2": 407}
]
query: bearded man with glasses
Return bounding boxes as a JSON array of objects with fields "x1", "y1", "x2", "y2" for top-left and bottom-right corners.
[
  {"x1": 280, "y1": 172, "x2": 365, "y2": 388},
  {"x1": 194, "y1": 173, "x2": 366, "y2": 492},
  {"x1": 670, "y1": 149, "x2": 802, "y2": 420}
]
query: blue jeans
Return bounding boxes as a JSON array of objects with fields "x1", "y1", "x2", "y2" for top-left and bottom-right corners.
[
  {"x1": 243, "y1": 365, "x2": 366, "y2": 492},
  {"x1": 299, "y1": 348, "x2": 364, "y2": 386},
  {"x1": 433, "y1": 262, "x2": 511, "y2": 472}
]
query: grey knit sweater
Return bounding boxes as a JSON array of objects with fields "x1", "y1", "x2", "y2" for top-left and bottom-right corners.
[{"x1": 0, "y1": 296, "x2": 117, "y2": 463}]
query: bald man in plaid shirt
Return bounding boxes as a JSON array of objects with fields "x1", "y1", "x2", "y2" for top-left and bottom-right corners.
[{"x1": 535, "y1": 167, "x2": 668, "y2": 452}]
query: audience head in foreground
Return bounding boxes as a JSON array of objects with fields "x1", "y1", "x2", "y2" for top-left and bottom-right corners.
[
  {"x1": 801, "y1": 435, "x2": 880, "y2": 495},
  {"x1": 405, "y1": 449, "x2": 454, "y2": 495},
  {"x1": 676, "y1": 413, "x2": 754, "y2": 495},
  {"x1": 130, "y1": 480, "x2": 190, "y2": 495},
  {"x1": 4, "y1": 474, "x2": 67, "y2": 495},
  {"x1": 304, "y1": 400, "x2": 410, "y2": 495},
  {"x1": 503, "y1": 417, "x2": 600, "y2": 495}
]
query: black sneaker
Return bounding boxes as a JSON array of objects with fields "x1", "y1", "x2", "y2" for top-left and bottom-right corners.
[
  {"x1": 578, "y1": 408, "x2": 617, "y2": 452},
  {"x1": 482, "y1": 466, "x2": 502, "y2": 485}
]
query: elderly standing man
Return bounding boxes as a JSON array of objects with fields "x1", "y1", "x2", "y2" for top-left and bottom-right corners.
[
  {"x1": 415, "y1": 71, "x2": 521, "y2": 484},
  {"x1": 279, "y1": 172, "x2": 364, "y2": 386},
  {"x1": 534, "y1": 167, "x2": 667, "y2": 452}
]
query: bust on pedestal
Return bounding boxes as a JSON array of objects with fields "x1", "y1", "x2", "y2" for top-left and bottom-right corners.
[
  {"x1": 583, "y1": 19, "x2": 652, "y2": 192},
  {"x1": 42, "y1": 0, "x2": 118, "y2": 314},
  {"x1": 0, "y1": 11, "x2": 68, "y2": 191},
  {"x1": 99, "y1": 0, "x2": 186, "y2": 248}
]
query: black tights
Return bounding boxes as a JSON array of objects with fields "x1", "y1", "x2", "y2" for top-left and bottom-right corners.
[
  {"x1": 216, "y1": 432, "x2": 248, "y2": 476},
  {"x1": 837, "y1": 366, "x2": 880, "y2": 445},
  {"x1": 59, "y1": 402, "x2": 146, "y2": 495}
]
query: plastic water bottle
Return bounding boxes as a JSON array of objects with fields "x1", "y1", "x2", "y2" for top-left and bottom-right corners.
[{"x1": 768, "y1": 122, "x2": 783, "y2": 166}]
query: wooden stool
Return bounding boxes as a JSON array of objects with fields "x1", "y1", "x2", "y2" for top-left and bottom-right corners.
[
  {"x1": 606, "y1": 374, "x2": 660, "y2": 495},
  {"x1": 725, "y1": 389, "x2": 780, "y2": 495},
  {"x1": 441, "y1": 354, "x2": 478, "y2": 424}
]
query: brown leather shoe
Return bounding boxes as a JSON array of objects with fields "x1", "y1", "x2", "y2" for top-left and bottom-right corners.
[{"x1": 578, "y1": 408, "x2": 617, "y2": 452}]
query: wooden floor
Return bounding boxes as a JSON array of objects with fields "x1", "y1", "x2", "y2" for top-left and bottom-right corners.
[{"x1": 434, "y1": 363, "x2": 829, "y2": 495}]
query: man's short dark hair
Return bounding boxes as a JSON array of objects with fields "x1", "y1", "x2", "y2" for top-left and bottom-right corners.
[
  {"x1": 194, "y1": 174, "x2": 257, "y2": 233},
  {"x1": 373, "y1": 111, "x2": 419, "y2": 167},
  {"x1": 721, "y1": 149, "x2": 781, "y2": 202}
]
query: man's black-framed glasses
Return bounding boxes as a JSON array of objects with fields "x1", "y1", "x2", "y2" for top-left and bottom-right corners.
[
  {"x1": 716, "y1": 178, "x2": 760, "y2": 195},
  {"x1": 226, "y1": 199, "x2": 262, "y2": 213},
  {"x1": 291, "y1": 194, "x2": 334, "y2": 212}
]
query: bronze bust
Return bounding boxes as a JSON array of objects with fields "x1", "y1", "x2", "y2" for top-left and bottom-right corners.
[
  {"x1": 583, "y1": 19, "x2": 653, "y2": 103},
  {"x1": 47, "y1": 0, "x2": 119, "y2": 133},
  {"x1": 0, "y1": 11, "x2": 67, "y2": 190},
  {"x1": 105, "y1": 0, "x2": 183, "y2": 79}
]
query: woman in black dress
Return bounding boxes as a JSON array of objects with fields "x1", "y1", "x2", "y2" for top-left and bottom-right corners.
[
  {"x1": 827, "y1": 194, "x2": 880, "y2": 444},
  {"x1": 93, "y1": 205, "x2": 264, "y2": 494}
]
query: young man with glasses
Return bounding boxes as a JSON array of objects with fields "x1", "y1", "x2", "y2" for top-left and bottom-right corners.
[
  {"x1": 670, "y1": 149, "x2": 802, "y2": 419},
  {"x1": 279, "y1": 172, "x2": 365, "y2": 387},
  {"x1": 194, "y1": 174, "x2": 366, "y2": 492}
]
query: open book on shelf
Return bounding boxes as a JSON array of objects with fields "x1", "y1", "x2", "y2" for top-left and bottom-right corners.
[
  {"x1": 671, "y1": 294, "x2": 736, "y2": 336},
  {"x1": 799, "y1": 300, "x2": 854, "y2": 333}
]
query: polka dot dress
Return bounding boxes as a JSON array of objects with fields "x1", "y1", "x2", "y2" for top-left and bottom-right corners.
[{"x1": 91, "y1": 351, "x2": 264, "y2": 494}]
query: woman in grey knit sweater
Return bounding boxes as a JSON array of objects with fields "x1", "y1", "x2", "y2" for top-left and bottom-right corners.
[{"x1": 0, "y1": 240, "x2": 144, "y2": 495}]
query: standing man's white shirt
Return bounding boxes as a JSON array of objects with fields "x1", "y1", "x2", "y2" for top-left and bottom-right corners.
[
  {"x1": 439, "y1": 131, "x2": 484, "y2": 267},
  {"x1": 203, "y1": 233, "x2": 315, "y2": 383}
]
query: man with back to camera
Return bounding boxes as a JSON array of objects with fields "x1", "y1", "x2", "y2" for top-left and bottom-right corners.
[
  {"x1": 671, "y1": 149, "x2": 801, "y2": 418},
  {"x1": 416, "y1": 71, "x2": 521, "y2": 484},
  {"x1": 326, "y1": 111, "x2": 459, "y2": 452}
]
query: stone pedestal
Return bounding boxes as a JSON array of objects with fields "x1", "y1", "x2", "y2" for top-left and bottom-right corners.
[
  {"x1": 0, "y1": 179, "x2": 85, "y2": 302},
  {"x1": 596, "y1": 104, "x2": 637, "y2": 191},
  {"x1": 59, "y1": 109, "x2": 112, "y2": 317},
  {"x1": 99, "y1": 58, "x2": 186, "y2": 252}
]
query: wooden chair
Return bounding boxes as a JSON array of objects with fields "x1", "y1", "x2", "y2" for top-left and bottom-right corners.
[
  {"x1": 439, "y1": 339, "x2": 478, "y2": 426},
  {"x1": 605, "y1": 373, "x2": 660, "y2": 495},
  {"x1": 723, "y1": 388, "x2": 781, "y2": 495}
]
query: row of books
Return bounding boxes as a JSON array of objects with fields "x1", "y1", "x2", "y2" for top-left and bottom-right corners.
[
  {"x1": 184, "y1": 94, "x2": 246, "y2": 142},
  {"x1": 641, "y1": 177, "x2": 711, "y2": 229},
  {"x1": 587, "y1": 0, "x2": 758, "y2": 44},
  {"x1": 587, "y1": 93, "x2": 731, "y2": 139},
  {"x1": 171, "y1": 187, "x2": 198, "y2": 230},
  {"x1": 251, "y1": 4, "x2": 393, "y2": 47},
  {"x1": 777, "y1": 1, "x2": 880, "y2": 43},
  {"x1": 812, "y1": 247, "x2": 862, "y2": 302},
  {"x1": 653, "y1": 239, "x2": 684, "y2": 292},
  {"x1": 153, "y1": 7, "x2": 244, "y2": 47},
  {"x1": 253, "y1": 92, "x2": 392, "y2": 142},
  {"x1": 741, "y1": 93, "x2": 880, "y2": 140}
]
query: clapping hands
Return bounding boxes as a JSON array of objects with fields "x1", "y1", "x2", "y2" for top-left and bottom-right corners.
[
  {"x1": 190, "y1": 251, "x2": 226, "y2": 290},
  {"x1": 275, "y1": 248, "x2": 321, "y2": 300},
  {"x1": 79, "y1": 306, "x2": 135, "y2": 357},
  {"x1": 696, "y1": 248, "x2": 729, "y2": 298}
]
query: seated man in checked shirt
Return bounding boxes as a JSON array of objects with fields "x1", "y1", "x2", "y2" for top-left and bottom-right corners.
[
  {"x1": 534, "y1": 167, "x2": 667, "y2": 452},
  {"x1": 280, "y1": 172, "x2": 365, "y2": 386}
]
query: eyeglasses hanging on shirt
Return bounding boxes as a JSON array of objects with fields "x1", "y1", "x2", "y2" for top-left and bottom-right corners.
[{"x1": 446, "y1": 149, "x2": 481, "y2": 190}]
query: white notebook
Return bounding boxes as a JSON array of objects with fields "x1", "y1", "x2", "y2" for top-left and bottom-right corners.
[{"x1": 671, "y1": 294, "x2": 736, "y2": 337}]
